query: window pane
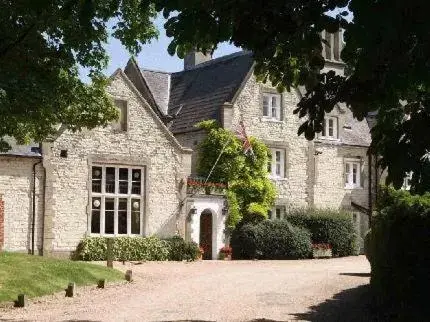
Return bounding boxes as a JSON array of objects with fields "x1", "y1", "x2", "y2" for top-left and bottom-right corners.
[
  {"x1": 92, "y1": 167, "x2": 102, "y2": 193},
  {"x1": 276, "y1": 208, "x2": 281, "y2": 219},
  {"x1": 275, "y1": 151, "x2": 281, "y2": 162},
  {"x1": 131, "y1": 199, "x2": 140, "y2": 234},
  {"x1": 132, "y1": 169, "x2": 141, "y2": 194},
  {"x1": 106, "y1": 167, "x2": 115, "y2": 193},
  {"x1": 352, "y1": 164, "x2": 358, "y2": 183},
  {"x1": 91, "y1": 210, "x2": 100, "y2": 233},
  {"x1": 119, "y1": 168, "x2": 128, "y2": 194},
  {"x1": 276, "y1": 164, "x2": 281, "y2": 176},
  {"x1": 272, "y1": 96, "x2": 278, "y2": 107},
  {"x1": 322, "y1": 120, "x2": 326, "y2": 137},
  {"x1": 263, "y1": 96, "x2": 269, "y2": 116},
  {"x1": 105, "y1": 198, "x2": 114, "y2": 234},
  {"x1": 118, "y1": 198, "x2": 128, "y2": 234},
  {"x1": 328, "y1": 119, "x2": 334, "y2": 137},
  {"x1": 267, "y1": 210, "x2": 272, "y2": 220}
]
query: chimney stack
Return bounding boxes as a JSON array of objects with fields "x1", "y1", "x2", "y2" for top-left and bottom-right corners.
[{"x1": 184, "y1": 51, "x2": 212, "y2": 70}]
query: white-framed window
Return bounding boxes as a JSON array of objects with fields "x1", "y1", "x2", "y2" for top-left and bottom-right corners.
[
  {"x1": 113, "y1": 99, "x2": 128, "y2": 131},
  {"x1": 402, "y1": 172, "x2": 412, "y2": 190},
  {"x1": 268, "y1": 148, "x2": 285, "y2": 178},
  {"x1": 345, "y1": 160, "x2": 361, "y2": 189},
  {"x1": 90, "y1": 165, "x2": 143, "y2": 235},
  {"x1": 321, "y1": 116, "x2": 338, "y2": 139},
  {"x1": 267, "y1": 206, "x2": 285, "y2": 220},
  {"x1": 263, "y1": 93, "x2": 282, "y2": 120}
]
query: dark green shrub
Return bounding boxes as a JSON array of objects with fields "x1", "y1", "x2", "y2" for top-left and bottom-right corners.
[
  {"x1": 371, "y1": 187, "x2": 430, "y2": 320},
  {"x1": 74, "y1": 236, "x2": 170, "y2": 261},
  {"x1": 231, "y1": 221, "x2": 312, "y2": 260},
  {"x1": 164, "y1": 235, "x2": 200, "y2": 261},
  {"x1": 363, "y1": 229, "x2": 372, "y2": 263},
  {"x1": 286, "y1": 208, "x2": 359, "y2": 257}
]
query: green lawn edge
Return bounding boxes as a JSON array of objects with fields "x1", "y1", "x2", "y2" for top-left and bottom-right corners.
[{"x1": 0, "y1": 252, "x2": 123, "y2": 302}]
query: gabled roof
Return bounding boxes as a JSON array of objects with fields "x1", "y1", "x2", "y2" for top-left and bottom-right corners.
[
  {"x1": 167, "y1": 51, "x2": 254, "y2": 133},
  {"x1": 140, "y1": 69, "x2": 171, "y2": 115}
]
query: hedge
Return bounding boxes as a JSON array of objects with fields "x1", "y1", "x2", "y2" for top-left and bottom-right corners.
[
  {"x1": 73, "y1": 236, "x2": 200, "y2": 262},
  {"x1": 231, "y1": 221, "x2": 312, "y2": 260},
  {"x1": 286, "y1": 208, "x2": 359, "y2": 257},
  {"x1": 370, "y1": 187, "x2": 430, "y2": 320}
]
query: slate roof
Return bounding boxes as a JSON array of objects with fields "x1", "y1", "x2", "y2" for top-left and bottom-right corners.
[
  {"x1": 0, "y1": 137, "x2": 41, "y2": 157},
  {"x1": 167, "y1": 51, "x2": 254, "y2": 134},
  {"x1": 140, "y1": 69, "x2": 171, "y2": 115},
  {"x1": 342, "y1": 109, "x2": 372, "y2": 147}
]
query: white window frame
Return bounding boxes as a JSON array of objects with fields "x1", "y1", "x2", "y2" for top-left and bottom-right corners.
[
  {"x1": 402, "y1": 172, "x2": 412, "y2": 191},
  {"x1": 263, "y1": 93, "x2": 282, "y2": 121},
  {"x1": 267, "y1": 206, "x2": 285, "y2": 220},
  {"x1": 268, "y1": 148, "x2": 285, "y2": 179},
  {"x1": 345, "y1": 159, "x2": 361, "y2": 189},
  {"x1": 89, "y1": 165, "x2": 144, "y2": 236},
  {"x1": 113, "y1": 99, "x2": 128, "y2": 132},
  {"x1": 321, "y1": 116, "x2": 338, "y2": 140}
]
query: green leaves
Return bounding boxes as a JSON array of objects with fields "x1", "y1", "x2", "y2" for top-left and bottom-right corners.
[
  {"x1": 196, "y1": 120, "x2": 276, "y2": 228},
  {"x1": 0, "y1": 0, "x2": 157, "y2": 150}
]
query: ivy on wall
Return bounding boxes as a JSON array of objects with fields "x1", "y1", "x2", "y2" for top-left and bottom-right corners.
[{"x1": 196, "y1": 120, "x2": 276, "y2": 229}]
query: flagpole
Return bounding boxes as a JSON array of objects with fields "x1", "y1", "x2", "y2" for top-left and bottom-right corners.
[{"x1": 204, "y1": 136, "x2": 232, "y2": 184}]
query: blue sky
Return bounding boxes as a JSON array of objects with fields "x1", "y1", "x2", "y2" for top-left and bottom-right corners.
[
  {"x1": 80, "y1": 14, "x2": 239, "y2": 80},
  {"x1": 80, "y1": 8, "x2": 351, "y2": 80}
]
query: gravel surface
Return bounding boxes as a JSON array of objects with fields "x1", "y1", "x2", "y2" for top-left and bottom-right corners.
[{"x1": 0, "y1": 256, "x2": 372, "y2": 321}]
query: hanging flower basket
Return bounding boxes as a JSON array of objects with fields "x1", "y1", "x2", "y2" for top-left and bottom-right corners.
[
  {"x1": 312, "y1": 243, "x2": 332, "y2": 258},
  {"x1": 186, "y1": 177, "x2": 227, "y2": 195}
]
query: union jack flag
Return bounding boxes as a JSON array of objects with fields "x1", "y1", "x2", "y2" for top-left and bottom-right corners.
[{"x1": 235, "y1": 121, "x2": 254, "y2": 158}]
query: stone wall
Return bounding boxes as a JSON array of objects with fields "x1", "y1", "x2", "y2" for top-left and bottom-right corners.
[
  {"x1": 0, "y1": 157, "x2": 44, "y2": 252},
  {"x1": 42, "y1": 71, "x2": 192, "y2": 255},
  {"x1": 231, "y1": 75, "x2": 310, "y2": 208}
]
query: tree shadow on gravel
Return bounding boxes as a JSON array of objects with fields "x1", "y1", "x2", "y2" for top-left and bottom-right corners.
[
  {"x1": 339, "y1": 273, "x2": 371, "y2": 277},
  {"x1": 292, "y1": 284, "x2": 377, "y2": 322}
]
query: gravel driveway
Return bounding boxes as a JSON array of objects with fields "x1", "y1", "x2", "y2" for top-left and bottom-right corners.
[{"x1": 0, "y1": 256, "x2": 372, "y2": 321}]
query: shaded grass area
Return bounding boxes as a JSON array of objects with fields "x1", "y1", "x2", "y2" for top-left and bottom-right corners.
[{"x1": 0, "y1": 252, "x2": 123, "y2": 302}]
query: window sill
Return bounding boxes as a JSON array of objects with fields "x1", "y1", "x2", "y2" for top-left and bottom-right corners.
[
  {"x1": 344, "y1": 186, "x2": 363, "y2": 190},
  {"x1": 269, "y1": 176, "x2": 288, "y2": 181},
  {"x1": 261, "y1": 117, "x2": 284, "y2": 124}
]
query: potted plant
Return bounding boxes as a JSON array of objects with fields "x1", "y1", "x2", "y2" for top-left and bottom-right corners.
[
  {"x1": 218, "y1": 246, "x2": 232, "y2": 260},
  {"x1": 312, "y1": 243, "x2": 332, "y2": 258},
  {"x1": 198, "y1": 247, "x2": 204, "y2": 260}
]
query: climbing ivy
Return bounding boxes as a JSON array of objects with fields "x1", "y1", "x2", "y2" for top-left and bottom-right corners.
[{"x1": 196, "y1": 120, "x2": 276, "y2": 229}]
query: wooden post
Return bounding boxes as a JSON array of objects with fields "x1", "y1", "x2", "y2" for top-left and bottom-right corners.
[
  {"x1": 125, "y1": 270, "x2": 132, "y2": 282},
  {"x1": 15, "y1": 294, "x2": 26, "y2": 307},
  {"x1": 65, "y1": 282, "x2": 75, "y2": 297},
  {"x1": 97, "y1": 279, "x2": 106, "y2": 289},
  {"x1": 106, "y1": 238, "x2": 113, "y2": 268}
]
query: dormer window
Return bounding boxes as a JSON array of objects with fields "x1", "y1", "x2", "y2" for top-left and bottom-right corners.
[
  {"x1": 263, "y1": 93, "x2": 281, "y2": 120},
  {"x1": 321, "y1": 116, "x2": 338, "y2": 139},
  {"x1": 113, "y1": 99, "x2": 128, "y2": 131}
]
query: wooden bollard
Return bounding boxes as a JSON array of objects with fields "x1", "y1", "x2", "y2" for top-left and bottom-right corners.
[
  {"x1": 97, "y1": 279, "x2": 106, "y2": 289},
  {"x1": 65, "y1": 282, "x2": 75, "y2": 297},
  {"x1": 15, "y1": 294, "x2": 26, "y2": 307},
  {"x1": 125, "y1": 270, "x2": 132, "y2": 282},
  {"x1": 106, "y1": 238, "x2": 114, "y2": 268}
]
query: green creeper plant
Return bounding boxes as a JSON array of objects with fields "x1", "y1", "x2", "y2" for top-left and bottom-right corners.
[{"x1": 196, "y1": 120, "x2": 276, "y2": 229}]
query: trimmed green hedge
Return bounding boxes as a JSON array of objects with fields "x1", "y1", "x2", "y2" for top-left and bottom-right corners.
[
  {"x1": 163, "y1": 235, "x2": 200, "y2": 261},
  {"x1": 371, "y1": 187, "x2": 430, "y2": 320},
  {"x1": 286, "y1": 208, "x2": 359, "y2": 257},
  {"x1": 231, "y1": 221, "x2": 312, "y2": 260},
  {"x1": 74, "y1": 236, "x2": 200, "y2": 262}
]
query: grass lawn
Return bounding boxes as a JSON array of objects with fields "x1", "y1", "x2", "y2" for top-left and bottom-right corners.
[{"x1": 0, "y1": 252, "x2": 123, "y2": 302}]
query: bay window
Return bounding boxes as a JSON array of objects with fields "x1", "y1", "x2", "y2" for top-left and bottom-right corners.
[{"x1": 90, "y1": 165, "x2": 143, "y2": 235}]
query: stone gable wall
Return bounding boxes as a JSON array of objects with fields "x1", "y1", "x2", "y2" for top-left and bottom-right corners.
[{"x1": 42, "y1": 72, "x2": 191, "y2": 255}]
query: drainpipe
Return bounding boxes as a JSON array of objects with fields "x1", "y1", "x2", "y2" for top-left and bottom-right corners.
[
  {"x1": 368, "y1": 153, "x2": 372, "y2": 228},
  {"x1": 32, "y1": 159, "x2": 42, "y2": 255}
]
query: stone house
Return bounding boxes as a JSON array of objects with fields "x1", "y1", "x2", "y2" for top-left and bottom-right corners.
[
  {"x1": 0, "y1": 31, "x2": 373, "y2": 258},
  {"x1": 0, "y1": 69, "x2": 192, "y2": 256}
]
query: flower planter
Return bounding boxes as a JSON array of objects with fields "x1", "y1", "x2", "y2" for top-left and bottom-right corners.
[{"x1": 312, "y1": 243, "x2": 332, "y2": 258}]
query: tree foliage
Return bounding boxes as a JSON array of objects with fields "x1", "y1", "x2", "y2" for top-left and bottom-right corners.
[
  {"x1": 154, "y1": 0, "x2": 430, "y2": 193},
  {"x1": 196, "y1": 120, "x2": 276, "y2": 229},
  {"x1": 0, "y1": 0, "x2": 158, "y2": 150}
]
